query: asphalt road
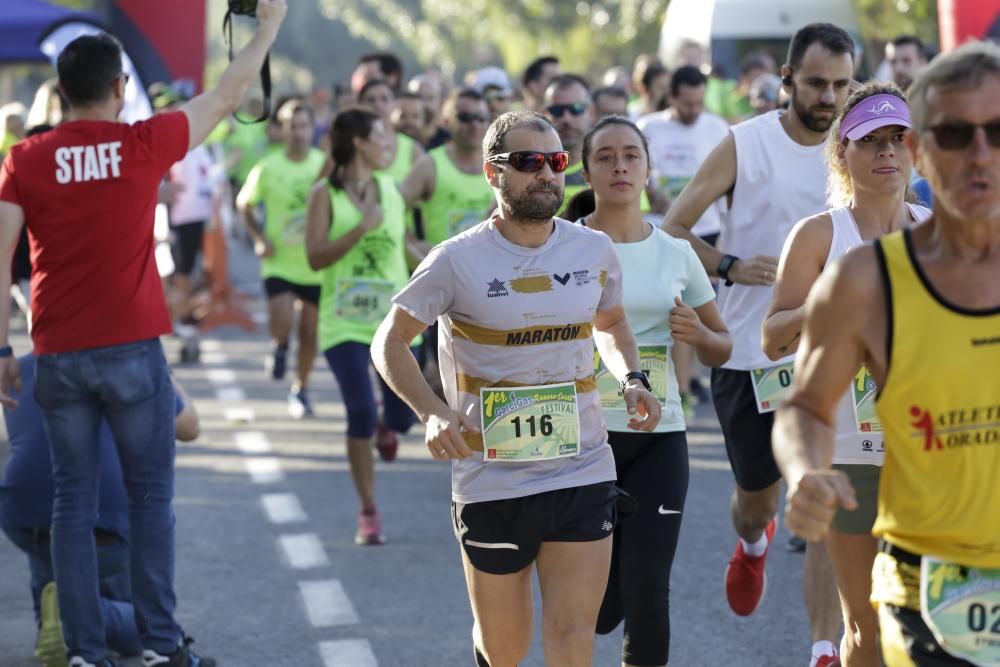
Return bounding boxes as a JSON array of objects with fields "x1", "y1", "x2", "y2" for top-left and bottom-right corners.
[{"x1": 0, "y1": 242, "x2": 817, "y2": 667}]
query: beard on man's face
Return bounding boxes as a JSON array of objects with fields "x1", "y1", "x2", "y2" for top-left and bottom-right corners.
[
  {"x1": 791, "y1": 90, "x2": 838, "y2": 134},
  {"x1": 499, "y1": 173, "x2": 564, "y2": 221}
]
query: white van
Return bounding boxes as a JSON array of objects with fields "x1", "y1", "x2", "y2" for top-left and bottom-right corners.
[{"x1": 659, "y1": 0, "x2": 862, "y2": 77}]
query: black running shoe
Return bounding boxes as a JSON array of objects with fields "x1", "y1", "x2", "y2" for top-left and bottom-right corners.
[
  {"x1": 142, "y1": 641, "x2": 216, "y2": 667},
  {"x1": 271, "y1": 346, "x2": 287, "y2": 380}
]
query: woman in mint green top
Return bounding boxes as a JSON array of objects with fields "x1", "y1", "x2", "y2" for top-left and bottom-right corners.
[
  {"x1": 581, "y1": 116, "x2": 732, "y2": 666},
  {"x1": 305, "y1": 108, "x2": 421, "y2": 547}
]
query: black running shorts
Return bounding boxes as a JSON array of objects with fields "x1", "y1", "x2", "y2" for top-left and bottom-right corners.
[
  {"x1": 263, "y1": 277, "x2": 321, "y2": 306},
  {"x1": 170, "y1": 221, "x2": 205, "y2": 276},
  {"x1": 711, "y1": 367, "x2": 782, "y2": 492},
  {"x1": 452, "y1": 481, "x2": 618, "y2": 575}
]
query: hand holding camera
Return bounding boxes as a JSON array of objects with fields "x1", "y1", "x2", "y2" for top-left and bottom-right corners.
[{"x1": 230, "y1": 0, "x2": 287, "y2": 31}]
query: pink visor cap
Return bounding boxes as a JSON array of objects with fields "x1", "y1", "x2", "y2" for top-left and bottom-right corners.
[{"x1": 838, "y1": 94, "x2": 911, "y2": 142}]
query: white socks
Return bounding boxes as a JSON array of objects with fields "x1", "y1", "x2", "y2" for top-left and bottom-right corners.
[
  {"x1": 740, "y1": 531, "x2": 769, "y2": 557},
  {"x1": 809, "y1": 640, "x2": 838, "y2": 666}
]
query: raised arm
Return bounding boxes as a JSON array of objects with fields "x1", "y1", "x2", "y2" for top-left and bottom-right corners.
[
  {"x1": 761, "y1": 215, "x2": 831, "y2": 360},
  {"x1": 180, "y1": 0, "x2": 287, "y2": 151}
]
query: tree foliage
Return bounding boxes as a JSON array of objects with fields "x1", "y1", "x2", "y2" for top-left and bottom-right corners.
[
  {"x1": 853, "y1": 0, "x2": 939, "y2": 53},
  {"x1": 322, "y1": 0, "x2": 669, "y2": 79}
]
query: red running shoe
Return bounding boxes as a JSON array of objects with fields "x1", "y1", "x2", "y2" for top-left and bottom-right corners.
[
  {"x1": 724, "y1": 518, "x2": 776, "y2": 616},
  {"x1": 375, "y1": 422, "x2": 399, "y2": 462}
]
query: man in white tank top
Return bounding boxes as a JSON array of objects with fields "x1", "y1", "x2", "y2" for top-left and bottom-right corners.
[{"x1": 663, "y1": 23, "x2": 856, "y2": 667}]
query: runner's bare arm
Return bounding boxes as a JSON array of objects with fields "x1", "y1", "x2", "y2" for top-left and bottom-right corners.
[
  {"x1": 662, "y1": 133, "x2": 736, "y2": 273},
  {"x1": 304, "y1": 181, "x2": 378, "y2": 270},
  {"x1": 594, "y1": 304, "x2": 662, "y2": 431},
  {"x1": 592, "y1": 304, "x2": 641, "y2": 378},
  {"x1": 774, "y1": 251, "x2": 884, "y2": 539},
  {"x1": 372, "y1": 306, "x2": 475, "y2": 459},
  {"x1": 180, "y1": 0, "x2": 287, "y2": 151},
  {"x1": 398, "y1": 155, "x2": 435, "y2": 209},
  {"x1": 0, "y1": 200, "x2": 24, "y2": 406},
  {"x1": 682, "y1": 299, "x2": 732, "y2": 367},
  {"x1": 235, "y1": 174, "x2": 267, "y2": 244},
  {"x1": 762, "y1": 215, "x2": 832, "y2": 360}
]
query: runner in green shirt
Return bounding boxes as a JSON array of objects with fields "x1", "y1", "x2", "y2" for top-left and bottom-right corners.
[
  {"x1": 237, "y1": 101, "x2": 326, "y2": 418},
  {"x1": 304, "y1": 108, "x2": 421, "y2": 546},
  {"x1": 358, "y1": 79, "x2": 425, "y2": 183},
  {"x1": 398, "y1": 88, "x2": 494, "y2": 254}
]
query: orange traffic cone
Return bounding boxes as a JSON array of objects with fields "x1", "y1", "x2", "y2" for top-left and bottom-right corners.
[{"x1": 194, "y1": 215, "x2": 256, "y2": 333}]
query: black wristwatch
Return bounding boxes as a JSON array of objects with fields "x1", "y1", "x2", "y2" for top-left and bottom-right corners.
[
  {"x1": 620, "y1": 371, "x2": 651, "y2": 393},
  {"x1": 717, "y1": 254, "x2": 739, "y2": 287}
]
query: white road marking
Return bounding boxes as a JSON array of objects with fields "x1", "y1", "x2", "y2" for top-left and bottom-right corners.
[
  {"x1": 318, "y1": 639, "x2": 377, "y2": 667},
  {"x1": 199, "y1": 340, "x2": 223, "y2": 353},
  {"x1": 278, "y1": 533, "x2": 329, "y2": 569},
  {"x1": 205, "y1": 368, "x2": 237, "y2": 385},
  {"x1": 244, "y1": 457, "x2": 284, "y2": 484},
  {"x1": 199, "y1": 351, "x2": 228, "y2": 365},
  {"x1": 223, "y1": 407, "x2": 255, "y2": 423},
  {"x1": 215, "y1": 386, "x2": 246, "y2": 403},
  {"x1": 260, "y1": 493, "x2": 307, "y2": 524},
  {"x1": 299, "y1": 580, "x2": 360, "y2": 627},
  {"x1": 234, "y1": 431, "x2": 271, "y2": 454}
]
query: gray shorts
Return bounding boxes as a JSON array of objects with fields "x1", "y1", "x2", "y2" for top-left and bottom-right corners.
[{"x1": 831, "y1": 464, "x2": 881, "y2": 534}]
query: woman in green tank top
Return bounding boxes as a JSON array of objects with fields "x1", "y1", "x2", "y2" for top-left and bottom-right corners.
[{"x1": 305, "y1": 108, "x2": 422, "y2": 547}]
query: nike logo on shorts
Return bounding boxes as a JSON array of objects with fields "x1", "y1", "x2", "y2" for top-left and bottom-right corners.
[{"x1": 658, "y1": 506, "x2": 681, "y2": 515}]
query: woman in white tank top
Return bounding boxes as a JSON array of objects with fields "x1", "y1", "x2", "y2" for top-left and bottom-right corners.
[{"x1": 762, "y1": 83, "x2": 931, "y2": 667}]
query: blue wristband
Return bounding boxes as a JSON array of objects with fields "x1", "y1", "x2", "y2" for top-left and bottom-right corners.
[{"x1": 0, "y1": 346, "x2": 12, "y2": 358}]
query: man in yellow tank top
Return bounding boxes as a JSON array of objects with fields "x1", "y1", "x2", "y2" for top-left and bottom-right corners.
[{"x1": 774, "y1": 41, "x2": 1000, "y2": 666}]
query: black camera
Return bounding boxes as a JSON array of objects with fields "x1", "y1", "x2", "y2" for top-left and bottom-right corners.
[{"x1": 228, "y1": 0, "x2": 257, "y2": 17}]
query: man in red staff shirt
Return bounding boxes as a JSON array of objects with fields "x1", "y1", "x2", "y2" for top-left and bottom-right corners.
[{"x1": 0, "y1": 2, "x2": 287, "y2": 666}]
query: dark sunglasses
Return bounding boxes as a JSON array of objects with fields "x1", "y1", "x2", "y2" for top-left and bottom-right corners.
[
  {"x1": 927, "y1": 121, "x2": 1000, "y2": 150},
  {"x1": 546, "y1": 102, "x2": 588, "y2": 118},
  {"x1": 488, "y1": 151, "x2": 570, "y2": 173},
  {"x1": 456, "y1": 111, "x2": 489, "y2": 124}
]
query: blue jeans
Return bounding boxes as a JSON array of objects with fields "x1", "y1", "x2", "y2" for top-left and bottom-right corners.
[
  {"x1": 34, "y1": 339, "x2": 180, "y2": 661},
  {"x1": 0, "y1": 525, "x2": 142, "y2": 656}
]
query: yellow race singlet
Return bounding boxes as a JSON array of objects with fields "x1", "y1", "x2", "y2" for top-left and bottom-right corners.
[{"x1": 873, "y1": 229, "x2": 1000, "y2": 568}]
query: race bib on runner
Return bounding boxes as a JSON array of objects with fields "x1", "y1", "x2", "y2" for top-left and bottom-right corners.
[
  {"x1": 334, "y1": 279, "x2": 395, "y2": 324},
  {"x1": 852, "y1": 365, "x2": 883, "y2": 433},
  {"x1": 281, "y1": 212, "x2": 307, "y2": 245},
  {"x1": 920, "y1": 556, "x2": 1000, "y2": 666},
  {"x1": 447, "y1": 210, "x2": 483, "y2": 237},
  {"x1": 594, "y1": 345, "x2": 669, "y2": 409},
  {"x1": 750, "y1": 362, "x2": 795, "y2": 413},
  {"x1": 480, "y1": 383, "x2": 580, "y2": 462}
]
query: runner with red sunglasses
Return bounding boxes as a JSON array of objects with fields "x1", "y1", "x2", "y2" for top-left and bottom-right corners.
[{"x1": 372, "y1": 109, "x2": 661, "y2": 667}]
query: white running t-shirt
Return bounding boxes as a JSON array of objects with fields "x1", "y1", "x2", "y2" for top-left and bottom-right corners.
[{"x1": 393, "y1": 218, "x2": 623, "y2": 504}]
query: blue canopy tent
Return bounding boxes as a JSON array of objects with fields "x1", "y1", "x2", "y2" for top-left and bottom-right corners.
[{"x1": 0, "y1": 0, "x2": 99, "y2": 64}]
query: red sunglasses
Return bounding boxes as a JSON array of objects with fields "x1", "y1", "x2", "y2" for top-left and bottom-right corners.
[{"x1": 488, "y1": 151, "x2": 570, "y2": 173}]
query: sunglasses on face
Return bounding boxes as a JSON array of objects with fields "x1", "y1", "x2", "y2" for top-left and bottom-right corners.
[
  {"x1": 488, "y1": 151, "x2": 570, "y2": 173},
  {"x1": 546, "y1": 102, "x2": 588, "y2": 118},
  {"x1": 456, "y1": 111, "x2": 489, "y2": 124},
  {"x1": 927, "y1": 121, "x2": 1000, "y2": 150}
]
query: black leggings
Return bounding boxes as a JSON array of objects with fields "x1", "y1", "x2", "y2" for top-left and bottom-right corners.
[{"x1": 597, "y1": 430, "x2": 689, "y2": 666}]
